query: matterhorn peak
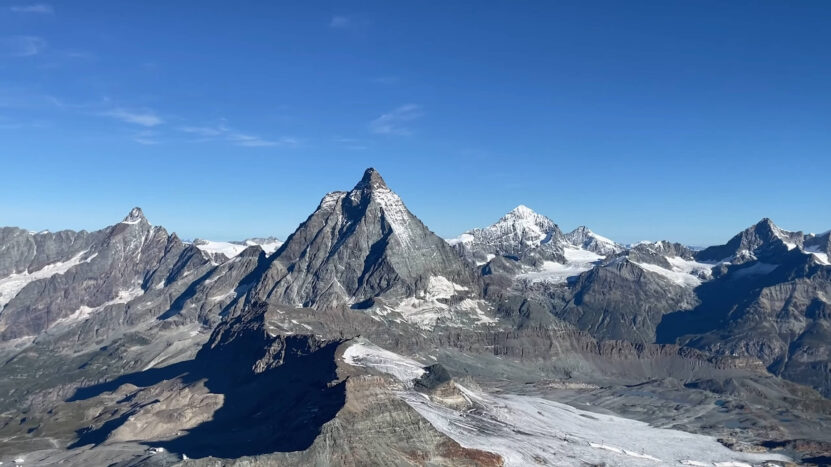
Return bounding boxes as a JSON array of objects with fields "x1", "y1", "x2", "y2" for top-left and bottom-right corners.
[
  {"x1": 353, "y1": 167, "x2": 388, "y2": 191},
  {"x1": 121, "y1": 207, "x2": 147, "y2": 225}
]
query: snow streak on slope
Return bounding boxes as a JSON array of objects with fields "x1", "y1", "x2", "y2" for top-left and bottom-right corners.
[
  {"x1": 343, "y1": 341, "x2": 789, "y2": 467},
  {"x1": 0, "y1": 250, "x2": 94, "y2": 310},
  {"x1": 54, "y1": 286, "x2": 145, "y2": 326},
  {"x1": 373, "y1": 185, "x2": 417, "y2": 250}
]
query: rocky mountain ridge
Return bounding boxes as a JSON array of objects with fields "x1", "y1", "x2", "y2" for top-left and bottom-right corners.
[{"x1": 1, "y1": 167, "x2": 830, "y2": 465}]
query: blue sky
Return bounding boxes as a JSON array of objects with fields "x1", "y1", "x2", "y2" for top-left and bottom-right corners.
[{"x1": 1, "y1": 1, "x2": 829, "y2": 245}]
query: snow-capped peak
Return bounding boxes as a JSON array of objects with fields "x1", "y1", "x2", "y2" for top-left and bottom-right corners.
[
  {"x1": 493, "y1": 205, "x2": 558, "y2": 241},
  {"x1": 507, "y1": 204, "x2": 537, "y2": 218},
  {"x1": 564, "y1": 226, "x2": 622, "y2": 256},
  {"x1": 565, "y1": 226, "x2": 614, "y2": 246},
  {"x1": 447, "y1": 205, "x2": 565, "y2": 262}
]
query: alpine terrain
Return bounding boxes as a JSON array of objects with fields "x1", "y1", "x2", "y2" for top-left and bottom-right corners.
[{"x1": 1, "y1": 168, "x2": 829, "y2": 466}]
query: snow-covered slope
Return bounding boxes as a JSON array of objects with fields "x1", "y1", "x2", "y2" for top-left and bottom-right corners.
[{"x1": 342, "y1": 341, "x2": 790, "y2": 467}]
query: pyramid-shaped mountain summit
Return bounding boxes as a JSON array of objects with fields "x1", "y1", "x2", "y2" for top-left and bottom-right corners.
[{"x1": 250, "y1": 168, "x2": 479, "y2": 309}]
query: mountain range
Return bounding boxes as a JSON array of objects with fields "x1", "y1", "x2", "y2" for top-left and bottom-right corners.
[{"x1": 0, "y1": 168, "x2": 829, "y2": 466}]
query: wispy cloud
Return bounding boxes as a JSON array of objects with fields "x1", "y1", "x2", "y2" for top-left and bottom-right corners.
[
  {"x1": 180, "y1": 122, "x2": 297, "y2": 148},
  {"x1": 369, "y1": 104, "x2": 423, "y2": 136},
  {"x1": 101, "y1": 108, "x2": 164, "y2": 127},
  {"x1": 0, "y1": 35, "x2": 47, "y2": 57},
  {"x1": 0, "y1": 114, "x2": 48, "y2": 130},
  {"x1": 0, "y1": 85, "x2": 63, "y2": 109},
  {"x1": 10, "y1": 3, "x2": 53, "y2": 14},
  {"x1": 229, "y1": 133, "x2": 296, "y2": 147},
  {"x1": 133, "y1": 130, "x2": 160, "y2": 145},
  {"x1": 329, "y1": 14, "x2": 370, "y2": 30}
]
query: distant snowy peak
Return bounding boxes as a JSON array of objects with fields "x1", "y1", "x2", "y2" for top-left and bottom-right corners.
[
  {"x1": 449, "y1": 205, "x2": 566, "y2": 265},
  {"x1": 193, "y1": 239, "x2": 248, "y2": 262},
  {"x1": 450, "y1": 205, "x2": 560, "y2": 245},
  {"x1": 564, "y1": 226, "x2": 623, "y2": 256},
  {"x1": 494, "y1": 205, "x2": 561, "y2": 245},
  {"x1": 193, "y1": 237, "x2": 283, "y2": 261},
  {"x1": 236, "y1": 237, "x2": 283, "y2": 255}
]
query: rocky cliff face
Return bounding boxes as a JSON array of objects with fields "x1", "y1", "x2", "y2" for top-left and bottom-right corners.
[
  {"x1": 250, "y1": 168, "x2": 481, "y2": 313},
  {"x1": 557, "y1": 258, "x2": 699, "y2": 343},
  {"x1": 0, "y1": 208, "x2": 208, "y2": 340},
  {"x1": 0, "y1": 207, "x2": 273, "y2": 355}
]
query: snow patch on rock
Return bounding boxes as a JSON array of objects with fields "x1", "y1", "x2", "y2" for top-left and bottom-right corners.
[
  {"x1": 342, "y1": 340, "x2": 426, "y2": 385},
  {"x1": 516, "y1": 247, "x2": 603, "y2": 284},
  {"x1": 56, "y1": 285, "x2": 145, "y2": 325}
]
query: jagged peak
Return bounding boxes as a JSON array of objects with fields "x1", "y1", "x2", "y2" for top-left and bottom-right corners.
[
  {"x1": 121, "y1": 207, "x2": 147, "y2": 225},
  {"x1": 353, "y1": 167, "x2": 388, "y2": 191},
  {"x1": 568, "y1": 225, "x2": 592, "y2": 234},
  {"x1": 747, "y1": 218, "x2": 800, "y2": 243},
  {"x1": 565, "y1": 225, "x2": 619, "y2": 253},
  {"x1": 752, "y1": 217, "x2": 778, "y2": 231}
]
